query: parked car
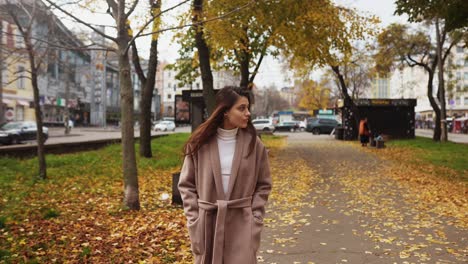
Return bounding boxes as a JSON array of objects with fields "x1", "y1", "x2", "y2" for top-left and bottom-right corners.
[
  {"x1": 252, "y1": 119, "x2": 275, "y2": 131},
  {"x1": 273, "y1": 121, "x2": 299, "y2": 132},
  {"x1": 153, "y1": 120, "x2": 176, "y2": 131},
  {"x1": 306, "y1": 118, "x2": 340, "y2": 135},
  {"x1": 0, "y1": 121, "x2": 49, "y2": 145}
]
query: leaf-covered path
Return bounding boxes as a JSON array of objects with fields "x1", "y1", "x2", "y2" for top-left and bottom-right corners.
[{"x1": 259, "y1": 133, "x2": 467, "y2": 264}]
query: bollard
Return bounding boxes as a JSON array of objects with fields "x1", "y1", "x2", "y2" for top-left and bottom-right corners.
[{"x1": 172, "y1": 172, "x2": 183, "y2": 205}]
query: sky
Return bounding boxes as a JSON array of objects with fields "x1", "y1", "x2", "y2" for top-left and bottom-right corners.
[{"x1": 60, "y1": 0, "x2": 409, "y2": 89}]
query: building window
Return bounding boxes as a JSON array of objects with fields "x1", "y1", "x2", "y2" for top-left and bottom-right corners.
[
  {"x1": 16, "y1": 106, "x2": 24, "y2": 121},
  {"x1": 456, "y1": 96, "x2": 461, "y2": 105},
  {"x1": 167, "y1": 94, "x2": 171, "y2": 100},
  {"x1": 1, "y1": 21, "x2": 7, "y2": 45},
  {"x1": 464, "y1": 97, "x2": 468, "y2": 105},
  {"x1": 464, "y1": 72, "x2": 468, "y2": 80},
  {"x1": 1, "y1": 67, "x2": 8, "y2": 86},
  {"x1": 17, "y1": 66, "x2": 25, "y2": 89},
  {"x1": 15, "y1": 27, "x2": 25, "y2": 48},
  {"x1": 196, "y1": 83, "x2": 200, "y2": 89},
  {"x1": 457, "y1": 59, "x2": 464, "y2": 66},
  {"x1": 173, "y1": 84, "x2": 176, "y2": 91},
  {"x1": 456, "y1": 46, "x2": 464, "y2": 53},
  {"x1": 168, "y1": 83, "x2": 171, "y2": 89},
  {"x1": 456, "y1": 72, "x2": 461, "y2": 80},
  {"x1": 465, "y1": 59, "x2": 468, "y2": 67}
]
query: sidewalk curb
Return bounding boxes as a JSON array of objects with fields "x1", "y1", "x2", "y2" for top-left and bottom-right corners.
[{"x1": 0, "y1": 134, "x2": 167, "y2": 158}]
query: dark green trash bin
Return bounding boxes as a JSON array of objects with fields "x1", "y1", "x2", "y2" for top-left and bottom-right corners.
[{"x1": 335, "y1": 127, "x2": 344, "y2": 140}]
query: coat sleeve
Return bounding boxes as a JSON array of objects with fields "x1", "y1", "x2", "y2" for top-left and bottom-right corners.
[
  {"x1": 178, "y1": 149, "x2": 199, "y2": 224},
  {"x1": 251, "y1": 144, "x2": 272, "y2": 220}
]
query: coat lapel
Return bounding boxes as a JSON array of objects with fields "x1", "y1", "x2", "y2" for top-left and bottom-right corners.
[
  {"x1": 226, "y1": 129, "x2": 245, "y2": 200},
  {"x1": 209, "y1": 138, "x2": 226, "y2": 199}
]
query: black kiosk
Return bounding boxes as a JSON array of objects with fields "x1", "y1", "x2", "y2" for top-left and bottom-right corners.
[{"x1": 340, "y1": 99, "x2": 417, "y2": 140}]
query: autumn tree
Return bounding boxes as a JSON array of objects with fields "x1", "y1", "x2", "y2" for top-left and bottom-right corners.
[
  {"x1": 173, "y1": 0, "x2": 291, "y2": 115},
  {"x1": 204, "y1": 0, "x2": 280, "y2": 89},
  {"x1": 47, "y1": 0, "x2": 166, "y2": 210},
  {"x1": 2, "y1": 0, "x2": 53, "y2": 179},
  {"x1": 281, "y1": 1, "x2": 377, "y2": 137},
  {"x1": 395, "y1": 0, "x2": 468, "y2": 142},
  {"x1": 296, "y1": 79, "x2": 331, "y2": 114},
  {"x1": 375, "y1": 23, "x2": 465, "y2": 141}
]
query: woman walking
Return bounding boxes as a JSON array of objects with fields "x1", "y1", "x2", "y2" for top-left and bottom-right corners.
[{"x1": 178, "y1": 86, "x2": 272, "y2": 264}]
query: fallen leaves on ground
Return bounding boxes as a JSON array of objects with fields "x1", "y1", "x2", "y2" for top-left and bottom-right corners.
[
  {"x1": 0, "y1": 166, "x2": 192, "y2": 263},
  {"x1": 0, "y1": 135, "x2": 287, "y2": 263}
]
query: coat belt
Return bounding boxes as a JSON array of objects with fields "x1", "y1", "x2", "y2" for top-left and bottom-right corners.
[{"x1": 198, "y1": 196, "x2": 252, "y2": 264}]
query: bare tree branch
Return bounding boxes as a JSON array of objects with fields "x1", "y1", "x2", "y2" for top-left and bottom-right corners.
[
  {"x1": 44, "y1": 0, "x2": 117, "y2": 42},
  {"x1": 125, "y1": 0, "x2": 139, "y2": 19},
  {"x1": 124, "y1": 0, "x2": 190, "y2": 53},
  {"x1": 249, "y1": 36, "x2": 270, "y2": 83},
  {"x1": 131, "y1": 42, "x2": 146, "y2": 83},
  {"x1": 105, "y1": 0, "x2": 118, "y2": 19},
  {"x1": 135, "y1": 0, "x2": 255, "y2": 39}
]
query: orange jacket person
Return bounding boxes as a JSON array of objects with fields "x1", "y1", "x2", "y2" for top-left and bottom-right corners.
[{"x1": 359, "y1": 118, "x2": 370, "y2": 147}]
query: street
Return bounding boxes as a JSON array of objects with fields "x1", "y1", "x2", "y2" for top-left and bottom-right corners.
[
  {"x1": 416, "y1": 129, "x2": 468, "y2": 144},
  {"x1": 0, "y1": 126, "x2": 192, "y2": 149}
]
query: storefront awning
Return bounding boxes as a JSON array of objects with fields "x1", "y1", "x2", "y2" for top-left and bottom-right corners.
[
  {"x1": 16, "y1": 100, "x2": 30, "y2": 106},
  {"x1": 2, "y1": 98, "x2": 14, "y2": 105}
]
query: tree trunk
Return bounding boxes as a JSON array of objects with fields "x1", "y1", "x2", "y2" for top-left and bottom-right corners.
[
  {"x1": 137, "y1": 2, "x2": 160, "y2": 158},
  {"x1": 239, "y1": 50, "x2": 250, "y2": 88},
  {"x1": 331, "y1": 65, "x2": 360, "y2": 138},
  {"x1": 193, "y1": 0, "x2": 215, "y2": 116},
  {"x1": 0, "y1": 21, "x2": 4, "y2": 125},
  {"x1": 64, "y1": 55, "x2": 71, "y2": 135},
  {"x1": 426, "y1": 63, "x2": 441, "y2": 142},
  {"x1": 239, "y1": 49, "x2": 253, "y2": 104},
  {"x1": 26, "y1": 41, "x2": 47, "y2": 180},
  {"x1": 139, "y1": 38, "x2": 158, "y2": 158},
  {"x1": 119, "y1": 44, "x2": 140, "y2": 210},
  {"x1": 435, "y1": 19, "x2": 448, "y2": 142},
  {"x1": 138, "y1": 80, "x2": 152, "y2": 157}
]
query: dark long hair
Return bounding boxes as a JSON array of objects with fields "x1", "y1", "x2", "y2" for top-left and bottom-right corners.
[{"x1": 184, "y1": 86, "x2": 257, "y2": 156}]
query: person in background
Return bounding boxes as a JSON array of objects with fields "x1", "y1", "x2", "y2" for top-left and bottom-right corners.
[{"x1": 359, "y1": 117, "x2": 370, "y2": 147}]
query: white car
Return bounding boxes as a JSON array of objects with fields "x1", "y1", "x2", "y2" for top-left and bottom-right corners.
[
  {"x1": 252, "y1": 119, "x2": 275, "y2": 131},
  {"x1": 153, "y1": 121, "x2": 176, "y2": 132},
  {"x1": 294, "y1": 120, "x2": 306, "y2": 131}
]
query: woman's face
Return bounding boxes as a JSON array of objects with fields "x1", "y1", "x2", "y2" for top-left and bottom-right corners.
[{"x1": 224, "y1": 96, "x2": 250, "y2": 129}]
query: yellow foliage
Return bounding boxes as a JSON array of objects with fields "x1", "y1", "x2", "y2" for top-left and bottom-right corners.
[{"x1": 296, "y1": 79, "x2": 331, "y2": 112}]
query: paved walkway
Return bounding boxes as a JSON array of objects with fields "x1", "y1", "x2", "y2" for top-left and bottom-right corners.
[{"x1": 259, "y1": 133, "x2": 467, "y2": 264}]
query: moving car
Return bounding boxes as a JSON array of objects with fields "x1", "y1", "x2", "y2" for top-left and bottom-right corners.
[
  {"x1": 306, "y1": 118, "x2": 340, "y2": 135},
  {"x1": 273, "y1": 121, "x2": 299, "y2": 132},
  {"x1": 153, "y1": 120, "x2": 176, "y2": 131},
  {"x1": 252, "y1": 119, "x2": 275, "y2": 131},
  {"x1": 0, "y1": 121, "x2": 49, "y2": 145}
]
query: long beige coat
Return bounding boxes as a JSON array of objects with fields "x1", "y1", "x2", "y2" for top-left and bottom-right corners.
[{"x1": 178, "y1": 128, "x2": 272, "y2": 264}]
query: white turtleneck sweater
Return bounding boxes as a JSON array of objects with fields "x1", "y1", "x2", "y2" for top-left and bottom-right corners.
[{"x1": 216, "y1": 127, "x2": 238, "y2": 195}]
